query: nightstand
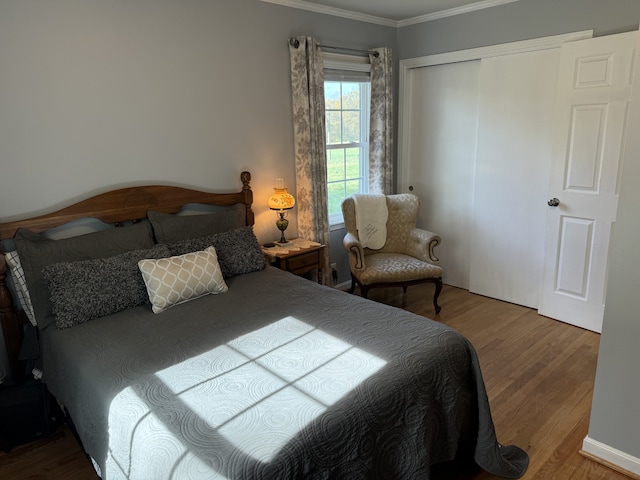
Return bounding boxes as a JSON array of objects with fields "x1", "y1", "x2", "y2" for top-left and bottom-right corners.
[
  {"x1": 262, "y1": 238, "x2": 325, "y2": 284},
  {"x1": 0, "y1": 379, "x2": 63, "y2": 452}
]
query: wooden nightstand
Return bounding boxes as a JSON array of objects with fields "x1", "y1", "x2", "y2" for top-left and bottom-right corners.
[{"x1": 262, "y1": 238, "x2": 325, "y2": 284}]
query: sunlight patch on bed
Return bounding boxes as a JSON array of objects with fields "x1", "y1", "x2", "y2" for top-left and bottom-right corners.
[{"x1": 108, "y1": 316, "x2": 386, "y2": 471}]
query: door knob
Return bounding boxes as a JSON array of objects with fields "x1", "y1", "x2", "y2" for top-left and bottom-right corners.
[{"x1": 547, "y1": 197, "x2": 560, "y2": 207}]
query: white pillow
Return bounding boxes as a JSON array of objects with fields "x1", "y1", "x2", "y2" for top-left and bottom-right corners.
[
  {"x1": 138, "y1": 246, "x2": 228, "y2": 314},
  {"x1": 4, "y1": 251, "x2": 37, "y2": 326}
]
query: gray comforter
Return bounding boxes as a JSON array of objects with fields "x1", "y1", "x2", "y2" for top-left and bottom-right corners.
[{"x1": 40, "y1": 267, "x2": 528, "y2": 479}]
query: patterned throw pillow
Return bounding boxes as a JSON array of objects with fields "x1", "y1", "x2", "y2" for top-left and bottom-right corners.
[{"x1": 138, "y1": 246, "x2": 228, "y2": 314}]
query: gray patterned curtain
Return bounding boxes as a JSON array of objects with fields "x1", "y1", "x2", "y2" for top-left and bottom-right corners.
[
  {"x1": 368, "y1": 48, "x2": 394, "y2": 194},
  {"x1": 288, "y1": 36, "x2": 332, "y2": 285}
]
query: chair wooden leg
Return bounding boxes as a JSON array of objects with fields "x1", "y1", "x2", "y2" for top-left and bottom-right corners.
[
  {"x1": 349, "y1": 274, "x2": 356, "y2": 294},
  {"x1": 361, "y1": 285, "x2": 370, "y2": 299},
  {"x1": 402, "y1": 286, "x2": 408, "y2": 293},
  {"x1": 433, "y1": 277, "x2": 443, "y2": 313}
]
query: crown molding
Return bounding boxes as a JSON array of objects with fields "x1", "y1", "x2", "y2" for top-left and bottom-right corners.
[
  {"x1": 259, "y1": 0, "x2": 521, "y2": 28},
  {"x1": 258, "y1": 0, "x2": 397, "y2": 28},
  {"x1": 397, "y1": 0, "x2": 520, "y2": 28}
]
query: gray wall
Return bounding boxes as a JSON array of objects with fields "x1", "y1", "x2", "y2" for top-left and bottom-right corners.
[
  {"x1": 398, "y1": 0, "x2": 640, "y2": 59},
  {"x1": 0, "y1": 0, "x2": 395, "y2": 249},
  {"x1": 588, "y1": 36, "x2": 640, "y2": 459}
]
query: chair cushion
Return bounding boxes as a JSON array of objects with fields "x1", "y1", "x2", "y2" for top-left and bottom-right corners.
[{"x1": 356, "y1": 253, "x2": 443, "y2": 285}]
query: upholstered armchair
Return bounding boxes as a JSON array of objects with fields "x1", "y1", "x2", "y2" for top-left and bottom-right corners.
[{"x1": 341, "y1": 193, "x2": 443, "y2": 313}]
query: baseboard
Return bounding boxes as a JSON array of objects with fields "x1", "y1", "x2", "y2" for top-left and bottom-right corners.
[
  {"x1": 581, "y1": 436, "x2": 640, "y2": 479},
  {"x1": 333, "y1": 280, "x2": 352, "y2": 291}
]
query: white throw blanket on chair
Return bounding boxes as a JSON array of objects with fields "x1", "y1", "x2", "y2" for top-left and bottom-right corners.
[{"x1": 353, "y1": 194, "x2": 388, "y2": 250}]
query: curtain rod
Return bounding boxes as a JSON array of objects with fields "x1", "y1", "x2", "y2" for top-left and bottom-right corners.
[{"x1": 289, "y1": 37, "x2": 379, "y2": 58}]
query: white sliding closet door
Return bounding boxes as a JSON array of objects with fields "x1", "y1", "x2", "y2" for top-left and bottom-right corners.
[
  {"x1": 468, "y1": 49, "x2": 560, "y2": 308},
  {"x1": 400, "y1": 60, "x2": 480, "y2": 289}
]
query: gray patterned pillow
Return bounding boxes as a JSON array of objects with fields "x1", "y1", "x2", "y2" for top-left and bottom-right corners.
[
  {"x1": 167, "y1": 226, "x2": 266, "y2": 278},
  {"x1": 43, "y1": 245, "x2": 170, "y2": 329},
  {"x1": 15, "y1": 222, "x2": 155, "y2": 330},
  {"x1": 148, "y1": 204, "x2": 246, "y2": 244}
]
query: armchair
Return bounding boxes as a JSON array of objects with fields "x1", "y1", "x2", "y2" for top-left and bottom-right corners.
[{"x1": 341, "y1": 193, "x2": 443, "y2": 313}]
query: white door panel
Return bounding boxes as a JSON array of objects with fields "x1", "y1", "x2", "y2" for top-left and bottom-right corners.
[
  {"x1": 469, "y1": 49, "x2": 559, "y2": 308},
  {"x1": 539, "y1": 31, "x2": 637, "y2": 332},
  {"x1": 401, "y1": 61, "x2": 480, "y2": 289},
  {"x1": 555, "y1": 216, "x2": 594, "y2": 296}
]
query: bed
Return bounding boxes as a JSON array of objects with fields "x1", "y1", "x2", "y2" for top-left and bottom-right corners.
[{"x1": 0, "y1": 171, "x2": 528, "y2": 479}]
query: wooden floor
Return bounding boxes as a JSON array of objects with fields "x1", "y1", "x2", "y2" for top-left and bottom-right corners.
[{"x1": 0, "y1": 284, "x2": 629, "y2": 479}]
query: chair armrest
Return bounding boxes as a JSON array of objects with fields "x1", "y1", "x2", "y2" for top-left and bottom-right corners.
[
  {"x1": 343, "y1": 232, "x2": 366, "y2": 271},
  {"x1": 407, "y1": 228, "x2": 441, "y2": 264}
]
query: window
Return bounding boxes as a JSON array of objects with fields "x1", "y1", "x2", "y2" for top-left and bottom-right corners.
[
  {"x1": 325, "y1": 80, "x2": 370, "y2": 226},
  {"x1": 323, "y1": 52, "x2": 371, "y2": 227}
]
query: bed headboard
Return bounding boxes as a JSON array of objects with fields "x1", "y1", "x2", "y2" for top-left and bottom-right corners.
[{"x1": 0, "y1": 171, "x2": 254, "y2": 381}]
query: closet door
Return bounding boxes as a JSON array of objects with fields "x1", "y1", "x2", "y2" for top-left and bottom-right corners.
[
  {"x1": 468, "y1": 49, "x2": 560, "y2": 308},
  {"x1": 399, "y1": 60, "x2": 480, "y2": 289}
]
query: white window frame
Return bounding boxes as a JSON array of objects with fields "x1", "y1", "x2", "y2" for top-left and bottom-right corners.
[{"x1": 323, "y1": 53, "x2": 371, "y2": 229}]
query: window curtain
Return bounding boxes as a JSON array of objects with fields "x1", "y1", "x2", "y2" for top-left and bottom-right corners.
[
  {"x1": 368, "y1": 48, "x2": 394, "y2": 194},
  {"x1": 288, "y1": 36, "x2": 332, "y2": 285}
]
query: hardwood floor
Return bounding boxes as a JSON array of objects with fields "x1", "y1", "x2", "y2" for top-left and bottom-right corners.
[
  {"x1": 0, "y1": 284, "x2": 629, "y2": 479},
  {"x1": 368, "y1": 284, "x2": 628, "y2": 480}
]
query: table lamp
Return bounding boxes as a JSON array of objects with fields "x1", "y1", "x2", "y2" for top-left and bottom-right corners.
[{"x1": 268, "y1": 178, "x2": 296, "y2": 245}]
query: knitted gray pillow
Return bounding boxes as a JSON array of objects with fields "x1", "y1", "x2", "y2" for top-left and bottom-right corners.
[
  {"x1": 167, "y1": 226, "x2": 265, "y2": 278},
  {"x1": 43, "y1": 245, "x2": 170, "y2": 329}
]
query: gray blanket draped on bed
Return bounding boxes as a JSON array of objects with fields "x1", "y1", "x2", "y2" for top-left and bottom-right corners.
[{"x1": 40, "y1": 267, "x2": 528, "y2": 479}]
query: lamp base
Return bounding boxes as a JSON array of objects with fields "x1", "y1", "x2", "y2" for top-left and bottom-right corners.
[{"x1": 275, "y1": 212, "x2": 290, "y2": 245}]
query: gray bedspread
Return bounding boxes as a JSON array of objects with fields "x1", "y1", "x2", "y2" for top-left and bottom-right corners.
[{"x1": 40, "y1": 267, "x2": 528, "y2": 479}]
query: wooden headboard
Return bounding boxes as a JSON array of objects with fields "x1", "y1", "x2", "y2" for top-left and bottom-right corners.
[{"x1": 0, "y1": 171, "x2": 254, "y2": 381}]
